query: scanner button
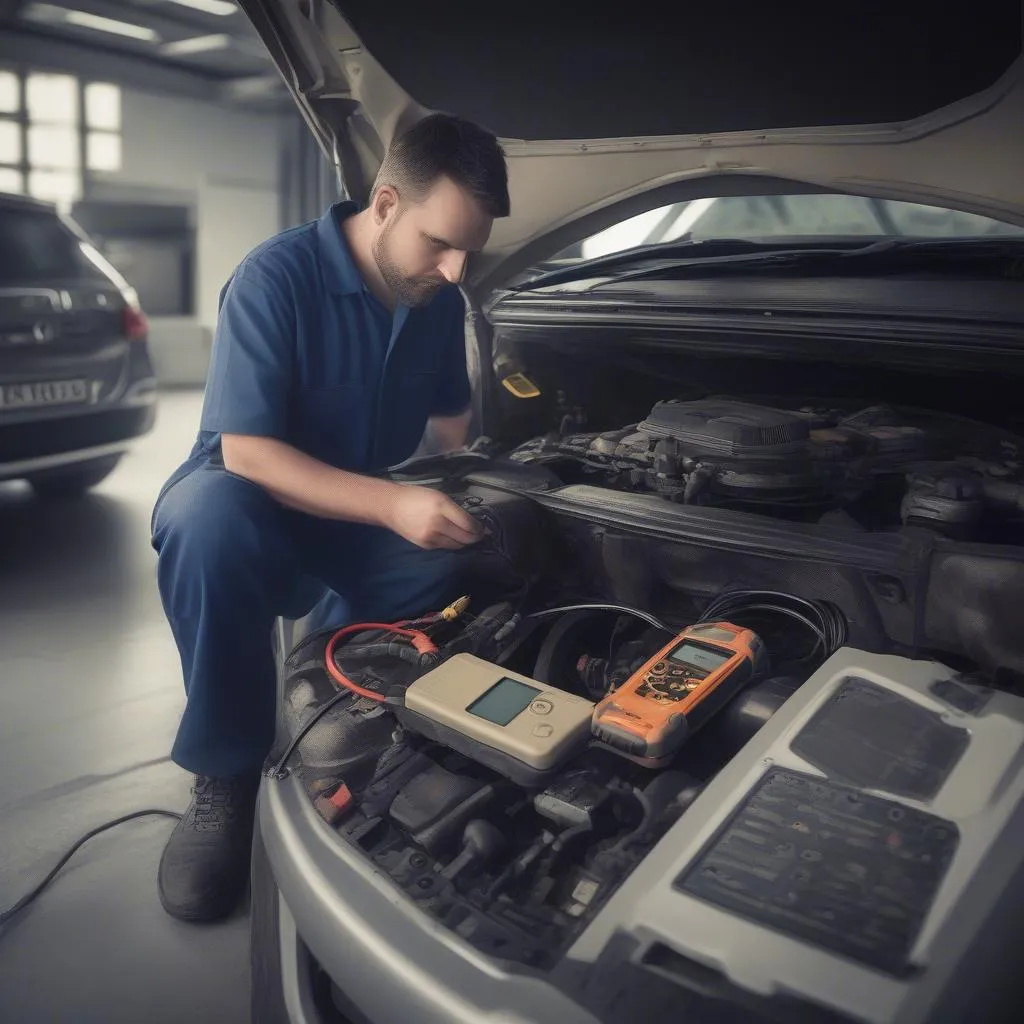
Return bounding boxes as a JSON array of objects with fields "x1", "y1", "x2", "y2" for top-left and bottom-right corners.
[
  {"x1": 532, "y1": 723, "x2": 554, "y2": 738},
  {"x1": 530, "y1": 699, "x2": 554, "y2": 715}
]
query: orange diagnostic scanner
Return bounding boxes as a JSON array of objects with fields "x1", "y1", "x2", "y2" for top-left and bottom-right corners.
[{"x1": 591, "y1": 621, "x2": 766, "y2": 763}]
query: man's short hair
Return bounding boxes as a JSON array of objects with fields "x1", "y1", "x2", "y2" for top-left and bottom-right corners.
[{"x1": 373, "y1": 112, "x2": 510, "y2": 218}]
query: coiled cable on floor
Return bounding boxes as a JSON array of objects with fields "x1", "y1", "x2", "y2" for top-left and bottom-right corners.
[
  {"x1": 698, "y1": 589, "x2": 848, "y2": 664},
  {"x1": 0, "y1": 809, "x2": 182, "y2": 929}
]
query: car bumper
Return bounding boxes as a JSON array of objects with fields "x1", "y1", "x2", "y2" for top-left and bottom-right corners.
[
  {"x1": 0, "y1": 343, "x2": 157, "y2": 480},
  {"x1": 259, "y1": 772, "x2": 598, "y2": 1024}
]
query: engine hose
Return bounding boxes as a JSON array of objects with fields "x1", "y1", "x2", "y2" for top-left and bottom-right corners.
[
  {"x1": 543, "y1": 822, "x2": 594, "y2": 877},
  {"x1": 683, "y1": 465, "x2": 715, "y2": 503},
  {"x1": 337, "y1": 640, "x2": 440, "y2": 669},
  {"x1": 484, "y1": 832, "x2": 554, "y2": 902},
  {"x1": 325, "y1": 621, "x2": 439, "y2": 704},
  {"x1": 493, "y1": 613, "x2": 521, "y2": 644},
  {"x1": 610, "y1": 787, "x2": 656, "y2": 853}
]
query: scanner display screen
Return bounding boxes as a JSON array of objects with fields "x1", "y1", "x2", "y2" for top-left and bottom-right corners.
[
  {"x1": 466, "y1": 677, "x2": 541, "y2": 726},
  {"x1": 670, "y1": 643, "x2": 731, "y2": 672}
]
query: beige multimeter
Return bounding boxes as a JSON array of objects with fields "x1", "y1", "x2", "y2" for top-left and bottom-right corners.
[{"x1": 403, "y1": 654, "x2": 594, "y2": 775}]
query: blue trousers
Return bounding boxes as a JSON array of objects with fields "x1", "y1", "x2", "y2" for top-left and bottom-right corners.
[{"x1": 151, "y1": 460, "x2": 462, "y2": 778}]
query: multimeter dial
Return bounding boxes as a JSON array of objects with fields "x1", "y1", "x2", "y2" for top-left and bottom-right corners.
[
  {"x1": 635, "y1": 643, "x2": 723, "y2": 704},
  {"x1": 637, "y1": 671, "x2": 701, "y2": 703}
]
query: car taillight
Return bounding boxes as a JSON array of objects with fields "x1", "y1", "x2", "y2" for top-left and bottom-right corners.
[{"x1": 123, "y1": 304, "x2": 148, "y2": 340}]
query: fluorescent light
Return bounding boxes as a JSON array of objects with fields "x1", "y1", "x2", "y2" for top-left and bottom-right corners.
[
  {"x1": 162, "y1": 33, "x2": 231, "y2": 56},
  {"x1": 65, "y1": 11, "x2": 158, "y2": 41},
  {"x1": 163, "y1": 0, "x2": 238, "y2": 15},
  {"x1": 25, "y1": 4, "x2": 158, "y2": 42}
]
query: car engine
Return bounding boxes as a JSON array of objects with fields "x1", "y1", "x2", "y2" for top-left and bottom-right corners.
[
  {"x1": 270, "y1": 379, "x2": 1024, "y2": 1020},
  {"x1": 275, "y1": 605, "x2": 1024, "y2": 1024},
  {"x1": 507, "y1": 398, "x2": 1024, "y2": 539},
  {"x1": 277, "y1": 605, "x2": 792, "y2": 969},
  {"x1": 270, "y1": 430, "x2": 1024, "y2": 1024}
]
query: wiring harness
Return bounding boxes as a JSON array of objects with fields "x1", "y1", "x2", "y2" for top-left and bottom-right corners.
[
  {"x1": 698, "y1": 588, "x2": 848, "y2": 664},
  {"x1": 269, "y1": 597, "x2": 471, "y2": 779}
]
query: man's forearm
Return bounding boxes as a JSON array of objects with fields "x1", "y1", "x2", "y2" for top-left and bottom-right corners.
[{"x1": 221, "y1": 433, "x2": 401, "y2": 525}]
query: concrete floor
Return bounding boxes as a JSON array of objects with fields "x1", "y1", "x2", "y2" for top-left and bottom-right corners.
[{"x1": 0, "y1": 391, "x2": 250, "y2": 1024}]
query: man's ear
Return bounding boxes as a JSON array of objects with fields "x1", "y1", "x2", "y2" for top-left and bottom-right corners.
[{"x1": 372, "y1": 185, "x2": 400, "y2": 225}]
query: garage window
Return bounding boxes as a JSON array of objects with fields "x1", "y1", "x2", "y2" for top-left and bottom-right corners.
[
  {"x1": 0, "y1": 68, "x2": 122, "y2": 207},
  {"x1": 85, "y1": 82, "x2": 122, "y2": 173},
  {"x1": 0, "y1": 70, "x2": 23, "y2": 194},
  {"x1": 26, "y1": 73, "x2": 80, "y2": 206}
]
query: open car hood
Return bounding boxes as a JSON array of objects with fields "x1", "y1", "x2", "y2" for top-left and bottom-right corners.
[{"x1": 239, "y1": 1, "x2": 1024, "y2": 291}]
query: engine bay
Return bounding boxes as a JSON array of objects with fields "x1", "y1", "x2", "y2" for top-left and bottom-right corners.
[
  {"x1": 277, "y1": 600, "x2": 804, "y2": 969},
  {"x1": 273, "y1": 544, "x2": 1023, "y2": 998},
  {"x1": 507, "y1": 397, "x2": 1024, "y2": 541},
  {"x1": 271, "y1": 345, "x2": 1024, "y2": 1017}
]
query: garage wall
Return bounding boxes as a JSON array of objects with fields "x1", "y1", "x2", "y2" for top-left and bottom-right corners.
[
  {"x1": 196, "y1": 179, "x2": 280, "y2": 331},
  {"x1": 83, "y1": 87, "x2": 286, "y2": 385},
  {"x1": 88, "y1": 87, "x2": 284, "y2": 319},
  {"x1": 114, "y1": 90, "x2": 281, "y2": 201}
]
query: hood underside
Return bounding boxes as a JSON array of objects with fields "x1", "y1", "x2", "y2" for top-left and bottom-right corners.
[{"x1": 240, "y1": 1, "x2": 1024, "y2": 289}]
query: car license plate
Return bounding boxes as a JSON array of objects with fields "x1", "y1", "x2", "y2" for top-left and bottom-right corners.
[{"x1": 0, "y1": 379, "x2": 90, "y2": 409}]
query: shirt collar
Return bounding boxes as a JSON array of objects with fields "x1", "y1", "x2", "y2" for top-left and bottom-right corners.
[{"x1": 317, "y1": 200, "x2": 364, "y2": 295}]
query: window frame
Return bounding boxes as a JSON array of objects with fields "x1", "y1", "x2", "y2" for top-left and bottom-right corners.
[{"x1": 0, "y1": 66, "x2": 123, "y2": 206}]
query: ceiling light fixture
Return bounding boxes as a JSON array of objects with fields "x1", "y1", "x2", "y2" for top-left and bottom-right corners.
[
  {"x1": 162, "y1": 33, "x2": 231, "y2": 56},
  {"x1": 64, "y1": 11, "x2": 158, "y2": 41},
  {"x1": 163, "y1": 0, "x2": 238, "y2": 16},
  {"x1": 22, "y1": 3, "x2": 161, "y2": 42},
  {"x1": 23, "y1": 3, "x2": 157, "y2": 41}
]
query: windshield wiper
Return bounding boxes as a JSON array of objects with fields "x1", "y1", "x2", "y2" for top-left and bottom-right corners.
[
  {"x1": 510, "y1": 236, "x2": 1024, "y2": 292},
  {"x1": 507, "y1": 237, "x2": 825, "y2": 291}
]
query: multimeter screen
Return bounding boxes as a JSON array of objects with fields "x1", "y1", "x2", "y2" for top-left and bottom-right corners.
[
  {"x1": 467, "y1": 677, "x2": 541, "y2": 726},
  {"x1": 670, "y1": 643, "x2": 732, "y2": 672}
]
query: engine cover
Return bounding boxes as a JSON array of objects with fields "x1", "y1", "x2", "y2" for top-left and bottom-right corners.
[
  {"x1": 596, "y1": 399, "x2": 842, "y2": 504},
  {"x1": 511, "y1": 397, "x2": 1024, "y2": 535},
  {"x1": 638, "y1": 399, "x2": 812, "y2": 459},
  {"x1": 562, "y1": 649, "x2": 1024, "y2": 1024}
]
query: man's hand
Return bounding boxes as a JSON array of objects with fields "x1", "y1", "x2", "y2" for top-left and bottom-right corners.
[
  {"x1": 383, "y1": 486, "x2": 483, "y2": 550},
  {"x1": 220, "y1": 434, "x2": 483, "y2": 548}
]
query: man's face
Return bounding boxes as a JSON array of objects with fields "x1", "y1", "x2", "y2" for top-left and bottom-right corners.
[{"x1": 371, "y1": 175, "x2": 495, "y2": 307}]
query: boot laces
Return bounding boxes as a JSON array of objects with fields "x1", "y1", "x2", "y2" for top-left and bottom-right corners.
[{"x1": 192, "y1": 775, "x2": 250, "y2": 833}]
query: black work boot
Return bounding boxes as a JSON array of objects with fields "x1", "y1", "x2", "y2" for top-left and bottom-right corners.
[{"x1": 158, "y1": 773, "x2": 261, "y2": 922}]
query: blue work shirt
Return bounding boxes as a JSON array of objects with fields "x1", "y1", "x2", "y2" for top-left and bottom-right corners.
[{"x1": 191, "y1": 201, "x2": 471, "y2": 473}]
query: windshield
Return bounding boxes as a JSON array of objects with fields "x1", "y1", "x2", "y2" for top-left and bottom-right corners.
[{"x1": 533, "y1": 194, "x2": 1024, "y2": 270}]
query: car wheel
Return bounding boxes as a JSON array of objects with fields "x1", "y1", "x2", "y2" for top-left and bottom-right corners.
[
  {"x1": 250, "y1": 817, "x2": 290, "y2": 1024},
  {"x1": 29, "y1": 454, "x2": 122, "y2": 500}
]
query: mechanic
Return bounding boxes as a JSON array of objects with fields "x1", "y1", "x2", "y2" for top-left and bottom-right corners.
[{"x1": 150, "y1": 113, "x2": 510, "y2": 923}]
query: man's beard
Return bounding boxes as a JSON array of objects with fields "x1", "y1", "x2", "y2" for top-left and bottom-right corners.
[{"x1": 372, "y1": 225, "x2": 444, "y2": 308}]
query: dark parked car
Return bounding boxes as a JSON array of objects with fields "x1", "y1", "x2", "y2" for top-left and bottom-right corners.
[{"x1": 0, "y1": 193, "x2": 157, "y2": 497}]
